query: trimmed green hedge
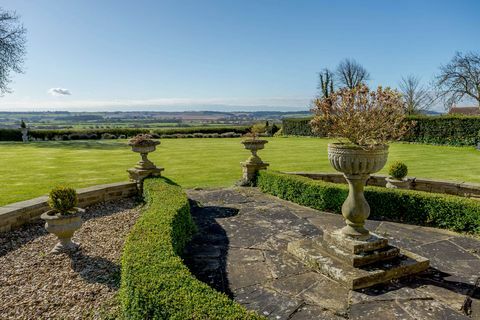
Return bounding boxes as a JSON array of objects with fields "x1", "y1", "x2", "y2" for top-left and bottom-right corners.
[
  {"x1": 282, "y1": 115, "x2": 480, "y2": 146},
  {"x1": 402, "y1": 115, "x2": 480, "y2": 146},
  {"x1": 0, "y1": 126, "x2": 250, "y2": 141},
  {"x1": 257, "y1": 171, "x2": 480, "y2": 234},
  {"x1": 120, "y1": 177, "x2": 263, "y2": 320}
]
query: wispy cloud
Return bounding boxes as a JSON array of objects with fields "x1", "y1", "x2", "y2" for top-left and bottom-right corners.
[{"x1": 48, "y1": 88, "x2": 72, "y2": 96}]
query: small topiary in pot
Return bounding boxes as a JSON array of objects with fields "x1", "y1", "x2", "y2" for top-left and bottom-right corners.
[
  {"x1": 386, "y1": 161, "x2": 411, "y2": 189},
  {"x1": 41, "y1": 186, "x2": 84, "y2": 253}
]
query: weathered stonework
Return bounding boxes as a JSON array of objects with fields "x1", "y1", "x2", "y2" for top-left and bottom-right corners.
[
  {"x1": 0, "y1": 181, "x2": 137, "y2": 233},
  {"x1": 239, "y1": 139, "x2": 269, "y2": 186},
  {"x1": 127, "y1": 141, "x2": 164, "y2": 189}
]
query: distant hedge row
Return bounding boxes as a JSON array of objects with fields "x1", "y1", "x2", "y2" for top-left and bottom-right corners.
[
  {"x1": 282, "y1": 115, "x2": 480, "y2": 146},
  {"x1": 257, "y1": 171, "x2": 480, "y2": 234},
  {"x1": 120, "y1": 177, "x2": 263, "y2": 319},
  {"x1": 0, "y1": 126, "x2": 250, "y2": 141}
]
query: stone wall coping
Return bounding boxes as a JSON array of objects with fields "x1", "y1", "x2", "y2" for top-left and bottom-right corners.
[
  {"x1": 0, "y1": 181, "x2": 137, "y2": 233},
  {"x1": 284, "y1": 172, "x2": 480, "y2": 198}
]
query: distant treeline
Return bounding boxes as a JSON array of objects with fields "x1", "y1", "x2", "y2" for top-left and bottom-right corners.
[{"x1": 0, "y1": 126, "x2": 251, "y2": 141}]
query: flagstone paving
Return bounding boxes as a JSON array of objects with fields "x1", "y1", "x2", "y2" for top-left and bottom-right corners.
[{"x1": 184, "y1": 187, "x2": 480, "y2": 320}]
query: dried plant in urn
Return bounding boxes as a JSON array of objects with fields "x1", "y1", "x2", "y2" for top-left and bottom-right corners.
[
  {"x1": 311, "y1": 84, "x2": 409, "y2": 239},
  {"x1": 41, "y1": 186, "x2": 84, "y2": 253}
]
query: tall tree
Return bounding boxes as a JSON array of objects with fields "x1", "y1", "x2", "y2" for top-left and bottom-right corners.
[
  {"x1": 399, "y1": 75, "x2": 433, "y2": 115},
  {"x1": 336, "y1": 58, "x2": 370, "y2": 89},
  {"x1": 434, "y1": 51, "x2": 480, "y2": 109},
  {"x1": 0, "y1": 8, "x2": 26, "y2": 95},
  {"x1": 317, "y1": 68, "x2": 335, "y2": 99}
]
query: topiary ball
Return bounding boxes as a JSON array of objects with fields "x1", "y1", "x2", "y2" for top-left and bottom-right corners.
[
  {"x1": 48, "y1": 186, "x2": 78, "y2": 214},
  {"x1": 388, "y1": 161, "x2": 408, "y2": 180}
]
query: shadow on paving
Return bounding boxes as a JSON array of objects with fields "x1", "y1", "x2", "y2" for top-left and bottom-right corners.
[{"x1": 182, "y1": 199, "x2": 237, "y2": 298}]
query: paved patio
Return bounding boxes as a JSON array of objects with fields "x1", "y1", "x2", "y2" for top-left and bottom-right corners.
[{"x1": 184, "y1": 187, "x2": 480, "y2": 320}]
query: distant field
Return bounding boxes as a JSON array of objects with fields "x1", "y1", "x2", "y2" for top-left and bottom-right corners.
[{"x1": 0, "y1": 137, "x2": 479, "y2": 206}]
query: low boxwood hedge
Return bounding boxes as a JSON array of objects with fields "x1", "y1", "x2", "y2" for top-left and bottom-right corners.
[
  {"x1": 120, "y1": 177, "x2": 263, "y2": 320},
  {"x1": 257, "y1": 171, "x2": 480, "y2": 234}
]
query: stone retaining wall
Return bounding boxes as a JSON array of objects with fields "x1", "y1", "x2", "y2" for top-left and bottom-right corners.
[
  {"x1": 286, "y1": 172, "x2": 480, "y2": 199},
  {"x1": 0, "y1": 181, "x2": 137, "y2": 233}
]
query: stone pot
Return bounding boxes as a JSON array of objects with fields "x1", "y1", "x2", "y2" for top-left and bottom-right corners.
[
  {"x1": 129, "y1": 141, "x2": 160, "y2": 170},
  {"x1": 328, "y1": 143, "x2": 389, "y2": 239},
  {"x1": 242, "y1": 139, "x2": 268, "y2": 164},
  {"x1": 385, "y1": 177, "x2": 411, "y2": 189},
  {"x1": 41, "y1": 208, "x2": 84, "y2": 254}
]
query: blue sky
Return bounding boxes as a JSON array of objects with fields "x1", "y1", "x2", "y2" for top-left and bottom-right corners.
[{"x1": 0, "y1": 0, "x2": 479, "y2": 111}]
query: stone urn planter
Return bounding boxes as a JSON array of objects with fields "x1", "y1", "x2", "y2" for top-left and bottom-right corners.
[
  {"x1": 128, "y1": 139, "x2": 160, "y2": 170},
  {"x1": 385, "y1": 177, "x2": 411, "y2": 189},
  {"x1": 41, "y1": 208, "x2": 84, "y2": 254},
  {"x1": 242, "y1": 139, "x2": 268, "y2": 164},
  {"x1": 328, "y1": 143, "x2": 389, "y2": 239}
]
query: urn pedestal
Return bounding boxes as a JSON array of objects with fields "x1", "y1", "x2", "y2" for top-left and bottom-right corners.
[
  {"x1": 41, "y1": 208, "x2": 84, "y2": 254},
  {"x1": 127, "y1": 142, "x2": 164, "y2": 191},
  {"x1": 238, "y1": 139, "x2": 269, "y2": 186},
  {"x1": 288, "y1": 143, "x2": 429, "y2": 289}
]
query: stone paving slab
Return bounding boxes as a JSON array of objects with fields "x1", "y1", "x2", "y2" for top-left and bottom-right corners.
[{"x1": 184, "y1": 187, "x2": 480, "y2": 319}]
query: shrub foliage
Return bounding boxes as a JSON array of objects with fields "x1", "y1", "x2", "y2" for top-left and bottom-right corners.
[
  {"x1": 0, "y1": 126, "x2": 250, "y2": 141},
  {"x1": 48, "y1": 186, "x2": 78, "y2": 214},
  {"x1": 388, "y1": 161, "x2": 408, "y2": 180},
  {"x1": 257, "y1": 171, "x2": 480, "y2": 234},
  {"x1": 120, "y1": 177, "x2": 263, "y2": 320}
]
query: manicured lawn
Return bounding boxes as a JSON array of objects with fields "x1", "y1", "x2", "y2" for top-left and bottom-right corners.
[{"x1": 0, "y1": 137, "x2": 479, "y2": 206}]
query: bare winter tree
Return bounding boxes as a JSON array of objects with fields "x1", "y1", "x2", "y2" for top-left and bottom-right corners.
[
  {"x1": 399, "y1": 75, "x2": 434, "y2": 115},
  {"x1": 434, "y1": 51, "x2": 480, "y2": 109},
  {"x1": 317, "y1": 68, "x2": 335, "y2": 99},
  {"x1": 336, "y1": 58, "x2": 370, "y2": 89},
  {"x1": 0, "y1": 8, "x2": 26, "y2": 95}
]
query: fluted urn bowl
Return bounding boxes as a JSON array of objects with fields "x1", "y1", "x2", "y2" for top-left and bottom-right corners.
[
  {"x1": 328, "y1": 143, "x2": 389, "y2": 176},
  {"x1": 41, "y1": 208, "x2": 84, "y2": 254},
  {"x1": 129, "y1": 140, "x2": 160, "y2": 154},
  {"x1": 242, "y1": 139, "x2": 268, "y2": 152}
]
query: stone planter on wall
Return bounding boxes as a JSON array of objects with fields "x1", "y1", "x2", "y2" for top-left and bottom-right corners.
[
  {"x1": 41, "y1": 208, "x2": 84, "y2": 254},
  {"x1": 385, "y1": 177, "x2": 411, "y2": 189},
  {"x1": 127, "y1": 138, "x2": 164, "y2": 190},
  {"x1": 239, "y1": 139, "x2": 269, "y2": 186},
  {"x1": 327, "y1": 143, "x2": 389, "y2": 239}
]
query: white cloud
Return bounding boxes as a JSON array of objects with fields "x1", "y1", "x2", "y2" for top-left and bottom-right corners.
[{"x1": 48, "y1": 88, "x2": 72, "y2": 96}]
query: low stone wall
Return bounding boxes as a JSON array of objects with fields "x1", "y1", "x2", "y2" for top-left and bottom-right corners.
[
  {"x1": 285, "y1": 172, "x2": 480, "y2": 199},
  {"x1": 0, "y1": 181, "x2": 137, "y2": 233}
]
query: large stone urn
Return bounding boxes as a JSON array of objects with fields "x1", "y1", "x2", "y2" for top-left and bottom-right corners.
[
  {"x1": 127, "y1": 138, "x2": 163, "y2": 190},
  {"x1": 41, "y1": 208, "x2": 84, "y2": 254},
  {"x1": 130, "y1": 140, "x2": 160, "y2": 170},
  {"x1": 239, "y1": 139, "x2": 269, "y2": 186},
  {"x1": 328, "y1": 143, "x2": 389, "y2": 239}
]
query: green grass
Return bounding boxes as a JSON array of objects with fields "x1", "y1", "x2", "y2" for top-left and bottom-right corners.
[{"x1": 0, "y1": 137, "x2": 479, "y2": 206}]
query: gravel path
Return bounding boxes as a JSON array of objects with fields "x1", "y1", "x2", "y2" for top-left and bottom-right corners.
[{"x1": 0, "y1": 198, "x2": 141, "y2": 320}]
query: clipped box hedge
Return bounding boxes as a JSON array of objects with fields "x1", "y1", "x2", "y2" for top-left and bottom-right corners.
[
  {"x1": 257, "y1": 171, "x2": 480, "y2": 234},
  {"x1": 281, "y1": 115, "x2": 480, "y2": 146},
  {"x1": 0, "y1": 126, "x2": 250, "y2": 141},
  {"x1": 120, "y1": 177, "x2": 263, "y2": 320}
]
